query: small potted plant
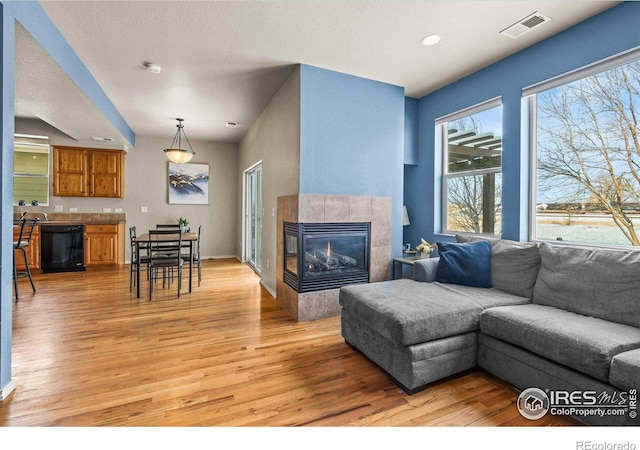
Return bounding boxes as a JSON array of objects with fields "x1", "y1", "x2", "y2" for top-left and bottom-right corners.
[
  {"x1": 178, "y1": 217, "x2": 189, "y2": 233},
  {"x1": 415, "y1": 238, "x2": 434, "y2": 258}
]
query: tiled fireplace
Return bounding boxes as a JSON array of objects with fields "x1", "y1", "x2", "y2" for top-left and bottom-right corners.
[{"x1": 277, "y1": 194, "x2": 391, "y2": 321}]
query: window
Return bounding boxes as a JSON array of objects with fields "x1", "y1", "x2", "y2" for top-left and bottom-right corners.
[
  {"x1": 14, "y1": 134, "x2": 50, "y2": 206},
  {"x1": 529, "y1": 50, "x2": 640, "y2": 247},
  {"x1": 438, "y1": 99, "x2": 503, "y2": 235}
]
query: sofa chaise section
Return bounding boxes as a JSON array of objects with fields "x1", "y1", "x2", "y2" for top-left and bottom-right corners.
[
  {"x1": 341, "y1": 307, "x2": 478, "y2": 393},
  {"x1": 340, "y1": 278, "x2": 530, "y2": 346},
  {"x1": 339, "y1": 259, "x2": 530, "y2": 393}
]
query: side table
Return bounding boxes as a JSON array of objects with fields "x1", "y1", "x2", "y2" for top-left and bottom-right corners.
[{"x1": 392, "y1": 255, "x2": 425, "y2": 280}]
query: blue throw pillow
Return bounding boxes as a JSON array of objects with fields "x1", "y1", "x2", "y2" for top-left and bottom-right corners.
[{"x1": 435, "y1": 240, "x2": 492, "y2": 288}]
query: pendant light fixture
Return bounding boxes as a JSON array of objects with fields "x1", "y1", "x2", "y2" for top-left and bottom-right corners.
[{"x1": 164, "y1": 118, "x2": 195, "y2": 164}]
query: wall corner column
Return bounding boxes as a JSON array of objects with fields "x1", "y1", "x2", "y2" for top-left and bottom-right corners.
[{"x1": 0, "y1": 1, "x2": 16, "y2": 399}]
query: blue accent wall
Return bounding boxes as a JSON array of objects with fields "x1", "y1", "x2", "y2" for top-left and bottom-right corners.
[
  {"x1": 404, "y1": 97, "x2": 418, "y2": 165},
  {"x1": 405, "y1": 2, "x2": 640, "y2": 248},
  {"x1": 299, "y1": 64, "x2": 405, "y2": 257}
]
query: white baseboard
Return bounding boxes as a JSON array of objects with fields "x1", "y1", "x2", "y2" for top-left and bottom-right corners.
[
  {"x1": 205, "y1": 255, "x2": 241, "y2": 260},
  {"x1": 1, "y1": 379, "x2": 16, "y2": 401},
  {"x1": 261, "y1": 280, "x2": 277, "y2": 299}
]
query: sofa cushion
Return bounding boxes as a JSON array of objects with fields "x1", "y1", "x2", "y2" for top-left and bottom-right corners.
[
  {"x1": 490, "y1": 240, "x2": 540, "y2": 299},
  {"x1": 480, "y1": 304, "x2": 640, "y2": 382},
  {"x1": 610, "y1": 349, "x2": 640, "y2": 391},
  {"x1": 339, "y1": 278, "x2": 529, "y2": 346},
  {"x1": 533, "y1": 243, "x2": 640, "y2": 328},
  {"x1": 456, "y1": 235, "x2": 540, "y2": 299},
  {"x1": 435, "y1": 240, "x2": 492, "y2": 288}
]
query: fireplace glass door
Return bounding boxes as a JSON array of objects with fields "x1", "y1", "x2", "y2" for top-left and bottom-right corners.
[
  {"x1": 283, "y1": 222, "x2": 370, "y2": 292},
  {"x1": 303, "y1": 234, "x2": 366, "y2": 278},
  {"x1": 284, "y1": 233, "x2": 298, "y2": 276}
]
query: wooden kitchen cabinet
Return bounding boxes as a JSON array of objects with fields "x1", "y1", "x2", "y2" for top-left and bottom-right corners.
[
  {"x1": 13, "y1": 226, "x2": 40, "y2": 271},
  {"x1": 53, "y1": 146, "x2": 124, "y2": 198},
  {"x1": 84, "y1": 224, "x2": 123, "y2": 266}
]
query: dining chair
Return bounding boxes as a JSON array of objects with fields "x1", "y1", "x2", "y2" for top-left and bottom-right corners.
[
  {"x1": 193, "y1": 225, "x2": 202, "y2": 286},
  {"x1": 156, "y1": 223, "x2": 181, "y2": 230},
  {"x1": 156, "y1": 225, "x2": 199, "y2": 290},
  {"x1": 129, "y1": 226, "x2": 151, "y2": 293},
  {"x1": 178, "y1": 225, "x2": 202, "y2": 286},
  {"x1": 154, "y1": 224, "x2": 183, "y2": 257},
  {"x1": 146, "y1": 229, "x2": 184, "y2": 300},
  {"x1": 13, "y1": 218, "x2": 39, "y2": 301}
]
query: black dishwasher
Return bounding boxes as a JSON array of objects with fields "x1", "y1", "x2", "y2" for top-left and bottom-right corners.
[{"x1": 40, "y1": 225, "x2": 86, "y2": 273}]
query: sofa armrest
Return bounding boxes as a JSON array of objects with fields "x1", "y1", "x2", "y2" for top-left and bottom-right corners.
[{"x1": 413, "y1": 257, "x2": 439, "y2": 282}]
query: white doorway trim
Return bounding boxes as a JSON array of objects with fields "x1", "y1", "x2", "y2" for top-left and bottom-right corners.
[{"x1": 243, "y1": 161, "x2": 262, "y2": 273}]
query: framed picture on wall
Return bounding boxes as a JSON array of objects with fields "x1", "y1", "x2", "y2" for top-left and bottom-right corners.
[{"x1": 168, "y1": 162, "x2": 210, "y2": 205}]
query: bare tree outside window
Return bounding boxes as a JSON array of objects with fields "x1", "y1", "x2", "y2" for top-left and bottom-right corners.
[
  {"x1": 447, "y1": 174, "x2": 502, "y2": 233},
  {"x1": 536, "y1": 59, "x2": 640, "y2": 246}
]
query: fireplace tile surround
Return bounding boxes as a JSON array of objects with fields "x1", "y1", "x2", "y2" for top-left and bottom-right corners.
[{"x1": 276, "y1": 194, "x2": 392, "y2": 321}]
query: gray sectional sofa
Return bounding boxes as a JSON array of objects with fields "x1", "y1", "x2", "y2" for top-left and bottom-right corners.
[{"x1": 339, "y1": 236, "x2": 640, "y2": 425}]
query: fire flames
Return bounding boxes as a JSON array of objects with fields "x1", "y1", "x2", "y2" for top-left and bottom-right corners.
[{"x1": 307, "y1": 240, "x2": 357, "y2": 273}]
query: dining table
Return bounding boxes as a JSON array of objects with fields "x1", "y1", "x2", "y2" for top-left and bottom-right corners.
[{"x1": 132, "y1": 231, "x2": 198, "y2": 299}]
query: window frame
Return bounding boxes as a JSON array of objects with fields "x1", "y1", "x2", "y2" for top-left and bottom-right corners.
[
  {"x1": 526, "y1": 46, "x2": 640, "y2": 247},
  {"x1": 437, "y1": 97, "x2": 503, "y2": 236},
  {"x1": 13, "y1": 134, "x2": 50, "y2": 207}
]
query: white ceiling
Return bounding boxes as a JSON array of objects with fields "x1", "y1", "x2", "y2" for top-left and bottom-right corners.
[{"x1": 15, "y1": 0, "x2": 620, "y2": 147}]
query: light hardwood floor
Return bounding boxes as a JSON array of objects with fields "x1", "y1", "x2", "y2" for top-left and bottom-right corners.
[{"x1": 1, "y1": 259, "x2": 577, "y2": 427}]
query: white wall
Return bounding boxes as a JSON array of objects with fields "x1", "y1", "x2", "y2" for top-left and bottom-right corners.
[
  {"x1": 238, "y1": 67, "x2": 301, "y2": 295},
  {"x1": 15, "y1": 118, "x2": 239, "y2": 261}
]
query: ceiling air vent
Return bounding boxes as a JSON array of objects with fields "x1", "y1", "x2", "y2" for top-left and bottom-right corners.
[{"x1": 500, "y1": 12, "x2": 551, "y2": 39}]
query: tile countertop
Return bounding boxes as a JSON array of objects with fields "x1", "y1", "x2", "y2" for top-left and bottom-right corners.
[{"x1": 14, "y1": 212, "x2": 126, "y2": 224}]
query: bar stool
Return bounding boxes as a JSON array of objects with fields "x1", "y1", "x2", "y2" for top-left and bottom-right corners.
[{"x1": 13, "y1": 218, "x2": 39, "y2": 301}]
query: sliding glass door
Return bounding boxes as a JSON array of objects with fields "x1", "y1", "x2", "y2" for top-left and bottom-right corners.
[{"x1": 245, "y1": 162, "x2": 262, "y2": 273}]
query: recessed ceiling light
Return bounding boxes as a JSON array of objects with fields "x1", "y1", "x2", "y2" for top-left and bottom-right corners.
[
  {"x1": 225, "y1": 122, "x2": 239, "y2": 128},
  {"x1": 143, "y1": 62, "x2": 161, "y2": 74},
  {"x1": 421, "y1": 34, "x2": 441, "y2": 46}
]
